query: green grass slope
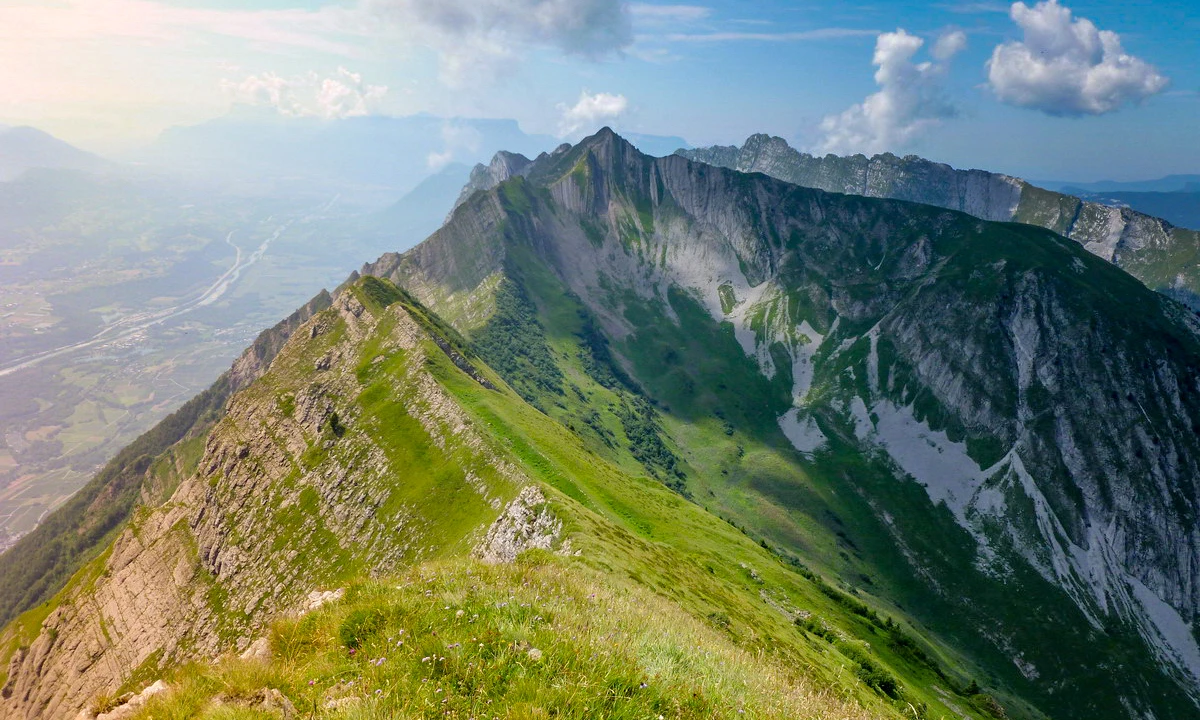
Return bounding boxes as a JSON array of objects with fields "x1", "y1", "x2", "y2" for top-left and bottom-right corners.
[
  {"x1": 13, "y1": 276, "x2": 1018, "y2": 720},
  {"x1": 411, "y1": 276, "x2": 1018, "y2": 720},
  {"x1": 127, "y1": 558, "x2": 891, "y2": 720}
]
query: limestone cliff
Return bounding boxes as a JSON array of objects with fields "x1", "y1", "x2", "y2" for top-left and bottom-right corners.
[{"x1": 678, "y1": 134, "x2": 1200, "y2": 308}]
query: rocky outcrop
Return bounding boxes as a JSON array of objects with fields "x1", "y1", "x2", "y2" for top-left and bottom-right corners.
[
  {"x1": 0, "y1": 285, "x2": 526, "y2": 719},
  {"x1": 679, "y1": 134, "x2": 1200, "y2": 307},
  {"x1": 83, "y1": 679, "x2": 168, "y2": 720},
  {"x1": 450, "y1": 143, "x2": 571, "y2": 215},
  {"x1": 475, "y1": 486, "x2": 562, "y2": 564},
  {"x1": 451, "y1": 151, "x2": 533, "y2": 213},
  {"x1": 228, "y1": 289, "x2": 333, "y2": 391}
]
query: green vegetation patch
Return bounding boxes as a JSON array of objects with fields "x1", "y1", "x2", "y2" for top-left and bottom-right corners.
[
  {"x1": 718, "y1": 283, "x2": 737, "y2": 315},
  {"x1": 131, "y1": 559, "x2": 886, "y2": 720},
  {"x1": 472, "y1": 278, "x2": 563, "y2": 410},
  {"x1": 616, "y1": 397, "x2": 685, "y2": 492},
  {"x1": 619, "y1": 285, "x2": 793, "y2": 438}
]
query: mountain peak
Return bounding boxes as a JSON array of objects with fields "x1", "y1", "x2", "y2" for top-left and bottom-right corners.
[
  {"x1": 742, "y1": 132, "x2": 787, "y2": 149},
  {"x1": 591, "y1": 125, "x2": 619, "y2": 140},
  {"x1": 575, "y1": 126, "x2": 641, "y2": 159},
  {"x1": 450, "y1": 150, "x2": 536, "y2": 214},
  {"x1": 450, "y1": 129, "x2": 650, "y2": 213},
  {"x1": 488, "y1": 150, "x2": 533, "y2": 176}
]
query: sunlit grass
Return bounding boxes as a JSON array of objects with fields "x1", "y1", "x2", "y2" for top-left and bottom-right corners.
[{"x1": 134, "y1": 555, "x2": 884, "y2": 720}]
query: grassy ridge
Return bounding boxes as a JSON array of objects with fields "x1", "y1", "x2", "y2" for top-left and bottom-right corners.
[
  {"x1": 128, "y1": 557, "x2": 888, "y2": 720},
  {"x1": 0, "y1": 271, "x2": 1010, "y2": 717},
  {"x1": 95, "y1": 276, "x2": 1002, "y2": 719}
]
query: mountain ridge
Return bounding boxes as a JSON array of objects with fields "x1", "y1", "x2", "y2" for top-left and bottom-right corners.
[
  {"x1": 0, "y1": 273, "x2": 1004, "y2": 720},
  {"x1": 369, "y1": 128, "x2": 1200, "y2": 717},
  {"x1": 1070, "y1": 189, "x2": 1200, "y2": 231},
  {"x1": 677, "y1": 134, "x2": 1200, "y2": 308}
]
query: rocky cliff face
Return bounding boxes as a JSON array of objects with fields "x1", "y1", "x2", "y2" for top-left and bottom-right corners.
[
  {"x1": 451, "y1": 151, "x2": 533, "y2": 214},
  {"x1": 368, "y1": 129, "x2": 1200, "y2": 717},
  {"x1": 678, "y1": 134, "x2": 1200, "y2": 308},
  {"x1": 451, "y1": 144, "x2": 572, "y2": 215},
  {"x1": 0, "y1": 283, "x2": 526, "y2": 719}
]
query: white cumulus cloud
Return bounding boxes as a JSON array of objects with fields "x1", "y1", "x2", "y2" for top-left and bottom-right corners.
[
  {"x1": 365, "y1": 0, "x2": 632, "y2": 86},
  {"x1": 221, "y1": 67, "x2": 387, "y2": 120},
  {"x1": 815, "y1": 29, "x2": 965, "y2": 156},
  {"x1": 557, "y1": 90, "x2": 629, "y2": 137},
  {"x1": 986, "y1": 0, "x2": 1167, "y2": 116}
]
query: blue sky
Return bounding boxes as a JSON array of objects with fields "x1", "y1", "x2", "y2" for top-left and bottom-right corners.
[{"x1": 0, "y1": 0, "x2": 1195, "y2": 181}]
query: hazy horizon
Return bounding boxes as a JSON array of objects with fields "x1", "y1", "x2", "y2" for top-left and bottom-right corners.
[{"x1": 0, "y1": 0, "x2": 1195, "y2": 182}]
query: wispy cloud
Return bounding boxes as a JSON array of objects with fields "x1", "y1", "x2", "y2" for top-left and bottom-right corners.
[
  {"x1": 363, "y1": 0, "x2": 633, "y2": 86},
  {"x1": 427, "y1": 121, "x2": 484, "y2": 170},
  {"x1": 0, "y1": 0, "x2": 360, "y2": 55},
  {"x1": 0, "y1": 0, "x2": 637, "y2": 101},
  {"x1": 221, "y1": 67, "x2": 387, "y2": 119},
  {"x1": 629, "y1": 4, "x2": 712, "y2": 23},
  {"x1": 932, "y1": 28, "x2": 968, "y2": 59},
  {"x1": 0, "y1": 0, "x2": 645, "y2": 143},
  {"x1": 662, "y1": 28, "x2": 879, "y2": 42},
  {"x1": 938, "y1": 2, "x2": 1009, "y2": 13},
  {"x1": 627, "y1": 45, "x2": 680, "y2": 63}
]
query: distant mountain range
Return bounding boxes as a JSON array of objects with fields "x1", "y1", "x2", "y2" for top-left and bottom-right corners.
[
  {"x1": 373, "y1": 162, "x2": 474, "y2": 247},
  {"x1": 129, "y1": 108, "x2": 689, "y2": 207},
  {"x1": 126, "y1": 110, "x2": 553, "y2": 203},
  {"x1": 1041, "y1": 174, "x2": 1200, "y2": 194},
  {"x1": 0, "y1": 126, "x2": 110, "y2": 182},
  {"x1": 678, "y1": 135, "x2": 1200, "y2": 308}
]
